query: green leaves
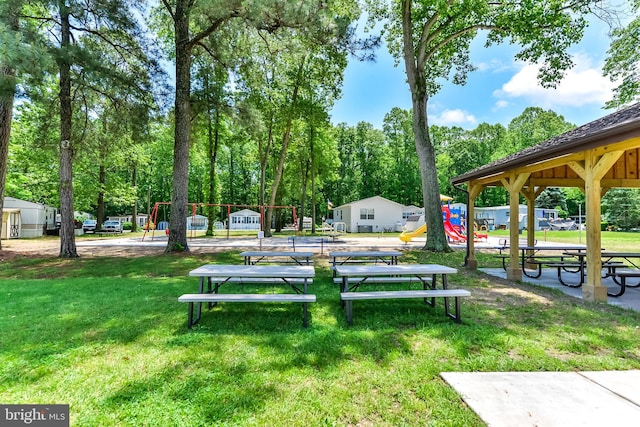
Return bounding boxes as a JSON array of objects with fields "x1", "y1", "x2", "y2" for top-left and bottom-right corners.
[{"x1": 603, "y1": 3, "x2": 640, "y2": 108}]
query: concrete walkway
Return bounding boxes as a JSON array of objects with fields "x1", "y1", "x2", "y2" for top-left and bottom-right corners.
[
  {"x1": 442, "y1": 370, "x2": 640, "y2": 426},
  {"x1": 480, "y1": 266, "x2": 640, "y2": 312}
]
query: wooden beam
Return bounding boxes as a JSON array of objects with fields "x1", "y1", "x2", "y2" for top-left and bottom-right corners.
[
  {"x1": 593, "y1": 151, "x2": 624, "y2": 180},
  {"x1": 529, "y1": 178, "x2": 584, "y2": 187},
  {"x1": 591, "y1": 136, "x2": 640, "y2": 157},
  {"x1": 583, "y1": 150, "x2": 607, "y2": 302},
  {"x1": 469, "y1": 182, "x2": 484, "y2": 200},
  {"x1": 521, "y1": 186, "x2": 537, "y2": 250},
  {"x1": 567, "y1": 161, "x2": 586, "y2": 180},
  {"x1": 502, "y1": 172, "x2": 530, "y2": 281}
]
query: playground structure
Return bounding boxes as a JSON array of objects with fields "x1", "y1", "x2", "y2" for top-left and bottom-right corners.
[
  {"x1": 399, "y1": 204, "x2": 487, "y2": 243},
  {"x1": 142, "y1": 202, "x2": 298, "y2": 241}
]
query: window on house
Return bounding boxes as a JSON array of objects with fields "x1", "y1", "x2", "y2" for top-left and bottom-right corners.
[{"x1": 360, "y1": 208, "x2": 374, "y2": 220}]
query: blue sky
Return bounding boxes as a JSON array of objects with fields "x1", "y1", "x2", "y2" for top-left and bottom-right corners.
[{"x1": 329, "y1": 14, "x2": 622, "y2": 130}]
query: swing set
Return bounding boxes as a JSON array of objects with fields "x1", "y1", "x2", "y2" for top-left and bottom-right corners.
[{"x1": 142, "y1": 202, "x2": 298, "y2": 241}]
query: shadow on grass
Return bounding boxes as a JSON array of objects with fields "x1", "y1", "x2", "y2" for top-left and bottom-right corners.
[{"x1": 3, "y1": 253, "x2": 640, "y2": 424}]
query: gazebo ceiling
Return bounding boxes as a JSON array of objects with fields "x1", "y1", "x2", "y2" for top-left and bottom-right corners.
[{"x1": 451, "y1": 103, "x2": 640, "y2": 190}]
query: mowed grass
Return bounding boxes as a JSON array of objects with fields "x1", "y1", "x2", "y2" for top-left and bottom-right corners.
[
  {"x1": 488, "y1": 229, "x2": 640, "y2": 251},
  {"x1": 1, "y1": 249, "x2": 640, "y2": 426}
]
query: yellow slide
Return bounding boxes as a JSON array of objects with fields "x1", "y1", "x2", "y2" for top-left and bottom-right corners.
[{"x1": 399, "y1": 224, "x2": 426, "y2": 242}]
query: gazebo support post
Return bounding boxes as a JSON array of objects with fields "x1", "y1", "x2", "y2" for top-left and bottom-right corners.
[
  {"x1": 464, "y1": 182, "x2": 484, "y2": 270},
  {"x1": 521, "y1": 185, "x2": 545, "y2": 269},
  {"x1": 582, "y1": 150, "x2": 622, "y2": 301},
  {"x1": 501, "y1": 172, "x2": 530, "y2": 281}
]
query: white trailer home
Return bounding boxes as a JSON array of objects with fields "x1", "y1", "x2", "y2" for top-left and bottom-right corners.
[
  {"x1": 229, "y1": 209, "x2": 261, "y2": 230},
  {"x1": 332, "y1": 196, "x2": 404, "y2": 233},
  {"x1": 2, "y1": 197, "x2": 58, "y2": 239},
  {"x1": 471, "y1": 205, "x2": 558, "y2": 231}
]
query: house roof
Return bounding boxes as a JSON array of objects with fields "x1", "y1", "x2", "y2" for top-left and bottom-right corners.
[
  {"x1": 451, "y1": 102, "x2": 640, "y2": 186},
  {"x1": 334, "y1": 196, "x2": 405, "y2": 210},
  {"x1": 229, "y1": 208, "x2": 260, "y2": 216}
]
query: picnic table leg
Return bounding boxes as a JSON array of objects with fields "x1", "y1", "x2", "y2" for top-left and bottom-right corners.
[
  {"x1": 197, "y1": 277, "x2": 205, "y2": 319},
  {"x1": 344, "y1": 300, "x2": 353, "y2": 325},
  {"x1": 302, "y1": 302, "x2": 309, "y2": 327},
  {"x1": 424, "y1": 274, "x2": 436, "y2": 307},
  {"x1": 187, "y1": 301, "x2": 201, "y2": 328},
  {"x1": 555, "y1": 266, "x2": 582, "y2": 287},
  {"x1": 442, "y1": 274, "x2": 450, "y2": 317},
  {"x1": 608, "y1": 275, "x2": 626, "y2": 297}
]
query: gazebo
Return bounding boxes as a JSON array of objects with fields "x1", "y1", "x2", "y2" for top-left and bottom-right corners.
[{"x1": 451, "y1": 102, "x2": 640, "y2": 302}]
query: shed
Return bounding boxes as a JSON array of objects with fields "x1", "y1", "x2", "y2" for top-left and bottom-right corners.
[
  {"x1": 333, "y1": 196, "x2": 404, "y2": 233},
  {"x1": 229, "y1": 209, "x2": 261, "y2": 230},
  {"x1": 2, "y1": 197, "x2": 58, "y2": 239},
  {"x1": 451, "y1": 102, "x2": 640, "y2": 302}
]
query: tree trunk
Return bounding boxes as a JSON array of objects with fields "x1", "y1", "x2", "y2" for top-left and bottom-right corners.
[
  {"x1": 401, "y1": 0, "x2": 450, "y2": 252},
  {"x1": 259, "y1": 115, "x2": 274, "y2": 232},
  {"x1": 166, "y1": 1, "x2": 192, "y2": 252},
  {"x1": 411, "y1": 91, "x2": 450, "y2": 252},
  {"x1": 206, "y1": 74, "x2": 220, "y2": 237},
  {"x1": 58, "y1": 2, "x2": 78, "y2": 258},
  {"x1": 310, "y1": 126, "x2": 316, "y2": 234},
  {"x1": 298, "y1": 159, "x2": 309, "y2": 232},
  {"x1": 97, "y1": 164, "x2": 105, "y2": 226},
  {"x1": 264, "y1": 57, "x2": 305, "y2": 237},
  {"x1": 131, "y1": 166, "x2": 138, "y2": 232},
  {"x1": 0, "y1": 3, "x2": 20, "y2": 250}
]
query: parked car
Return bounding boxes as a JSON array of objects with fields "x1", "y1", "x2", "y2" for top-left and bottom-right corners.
[
  {"x1": 82, "y1": 219, "x2": 97, "y2": 233},
  {"x1": 103, "y1": 220, "x2": 122, "y2": 232}
]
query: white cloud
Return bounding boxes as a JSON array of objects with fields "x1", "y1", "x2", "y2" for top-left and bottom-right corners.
[
  {"x1": 476, "y1": 59, "x2": 516, "y2": 73},
  {"x1": 431, "y1": 109, "x2": 477, "y2": 126},
  {"x1": 494, "y1": 100, "x2": 509, "y2": 110},
  {"x1": 493, "y1": 54, "x2": 615, "y2": 107}
]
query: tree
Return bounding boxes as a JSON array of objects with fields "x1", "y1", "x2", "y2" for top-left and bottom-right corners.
[
  {"x1": 603, "y1": 0, "x2": 640, "y2": 108},
  {"x1": 0, "y1": 0, "x2": 47, "y2": 249},
  {"x1": 157, "y1": 0, "x2": 340, "y2": 251},
  {"x1": 498, "y1": 107, "x2": 574, "y2": 159},
  {"x1": 382, "y1": 107, "x2": 421, "y2": 205},
  {"x1": 369, "y1": 0, "x2": 606, "y2": 252},
  {"x1": 536, "y1": 188, "x2": 568, "y2": 212},
  {"x1": 19, "y1": 1, "x2": 159, "y2": 257},
  {"x1": 602, "y1": 189, "x2": 640, "y2": 230},
  {"x1": 0, "y1": 1, "x2": 21, "y2": 250}
]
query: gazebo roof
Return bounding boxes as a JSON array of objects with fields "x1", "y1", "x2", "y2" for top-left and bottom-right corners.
[{"x1": 451, "y1": 102, "x2": 640, "y2": 187}]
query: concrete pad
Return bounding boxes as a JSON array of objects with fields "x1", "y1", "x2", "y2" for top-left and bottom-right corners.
[
  {"x1": 441, "y1": 371, "x2": 640, "y2": 427},
  {"x1": 581, "y1": 370, "x2": 640, "y2": 407}
]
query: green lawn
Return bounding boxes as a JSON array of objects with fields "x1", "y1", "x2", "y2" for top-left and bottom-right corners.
[
  {"x1": 1, "y1": 249, "x2": 640, "y2": 426},
  {"x1": 488, "y1": 229, "x2": 640, "y2": 251}
]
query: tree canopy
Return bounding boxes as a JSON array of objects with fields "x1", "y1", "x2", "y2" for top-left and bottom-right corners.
[{"x1": 1, "y1": 0, "x2": 637, "y2": 256}]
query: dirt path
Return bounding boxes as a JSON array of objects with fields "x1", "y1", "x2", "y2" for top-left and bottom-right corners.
[{"x1": 0, "y1": 237, "x2": 159, "y2": 259}]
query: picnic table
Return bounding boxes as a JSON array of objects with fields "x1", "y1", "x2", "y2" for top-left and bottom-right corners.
[
  {"x1": 560, "y1": 251, "x2": 640, "y2": 296},
  {"x1": 239, "y1": 251, "x2": 313, "y2": 265},
  {"x1": 495, "y1": 245, "x2": 586, "y2": 279},
  {"x1": 335, "y1": 264, "x2": 469, "y2": 324},
  {"x1": 329, "y1": 250, "x2": 402, "y2": 277},
  {"x1": 179, "y1": 264, "x2": 316, "y2": 327}
]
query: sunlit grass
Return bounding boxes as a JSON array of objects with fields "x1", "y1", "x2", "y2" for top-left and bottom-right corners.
[
  {"x1": 489, "y1": 229, "x2": 640, "y2": 251},
  {"x1": 1, "y1": 250, "x2": 640, "y2": 426}
]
